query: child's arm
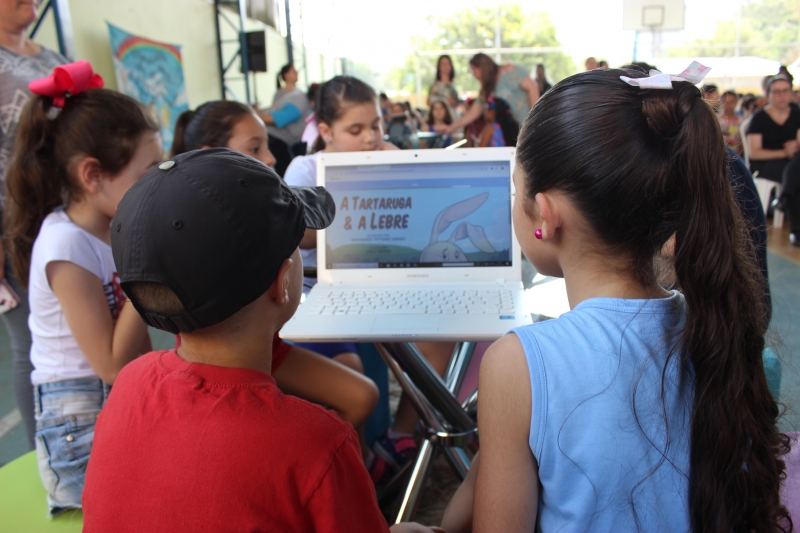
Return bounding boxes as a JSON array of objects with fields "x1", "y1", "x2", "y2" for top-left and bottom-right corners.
[
  {"x1": 47, "y1": 261, "x2": 149, "y2": 385},
  {"x1": 139, "y1": 330, "x2": 153, "y2": 354},
  {"x1": 444, "y1": 100, "x2": 483, "y2": 134},
  {"x1": 273, "y1": 345, "x2": 378, "y2": 429},
  {"x1": 478, "y1": 124, "x2": 493, "y2": 148},
  {"x1": 473, "y1": 333, "x2": 539, "y2": 532},
  {"x1": 520, "y1": 76, "x2": 540, "y2": 108},
  {"x1": 440, "y1": 452, "x2": 480, "y2": 533}
]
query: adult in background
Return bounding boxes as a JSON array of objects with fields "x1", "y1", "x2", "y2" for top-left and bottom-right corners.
[
  {"x1": 257, "y1": 63, "x2": 311, "y2": 176},
  {"x1": 440, "y1": 53, "x2": 537, "y2": 143},
  {"x1": 747, "y1": 75, "x2": 800, "y2": 246},
  {"x1": 428, "y1": 54, "x2": 459, "y2": 108},
  {"x1": 0, "y1": 0, "x2": 67, "y2": 449},
  {"x1": 534, "y1": 63, "x2": 552, "y2": 96},
  {"x1": 584, "y1": 57, "x2": 598, "y2": 70},
  {"x1": 718, "y1": 90, "x2": 743, "y2": 155}
]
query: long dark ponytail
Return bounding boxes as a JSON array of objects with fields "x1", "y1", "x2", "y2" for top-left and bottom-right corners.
[
  {"x1": 4, "y1": 90, "x2": 158, "y2": 288},
  {"x1": 516, "y1": 69, "x2": 789, "y2": 532}
]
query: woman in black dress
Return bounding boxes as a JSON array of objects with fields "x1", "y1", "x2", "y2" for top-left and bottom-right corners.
[{"x1": 746, "y1": 75, "x2": 800, "y2": 245}]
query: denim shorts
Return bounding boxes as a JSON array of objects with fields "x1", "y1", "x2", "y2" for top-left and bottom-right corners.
[{"x1": 34, "y1": 377, "x2": 109, "y2": 516}]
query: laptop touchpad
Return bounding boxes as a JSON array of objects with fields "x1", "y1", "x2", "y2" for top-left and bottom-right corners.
[{"x1": 371, "y1": 316, "x2": 441, "y2": 333}]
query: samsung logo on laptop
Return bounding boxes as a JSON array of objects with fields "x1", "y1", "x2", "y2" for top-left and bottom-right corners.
[{"x1": 407, "y1": 274, "x2": 429, "y2": 278}]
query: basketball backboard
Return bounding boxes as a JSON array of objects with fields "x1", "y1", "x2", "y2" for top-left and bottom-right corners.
[{"x1": 623, "y1": 0, "x2": 685, "y2": 31}]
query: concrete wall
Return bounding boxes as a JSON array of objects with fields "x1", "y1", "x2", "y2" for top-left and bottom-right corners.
[{"x1": 31, "y1": 0, "x2": 338, "y2": 109}]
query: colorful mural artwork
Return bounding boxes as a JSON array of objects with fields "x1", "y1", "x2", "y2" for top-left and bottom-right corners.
[{"x1": 108, "y1": 23, "x2": 188, "y2": 151}]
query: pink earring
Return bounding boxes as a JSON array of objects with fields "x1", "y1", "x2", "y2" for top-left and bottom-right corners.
[{"x1": 535, "y1": 229, "x2": 543, "y2": 240}]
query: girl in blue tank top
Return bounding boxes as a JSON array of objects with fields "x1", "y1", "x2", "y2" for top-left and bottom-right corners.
[{"x1": 441, "y1": 67, "x2": 789, "y2": 533}]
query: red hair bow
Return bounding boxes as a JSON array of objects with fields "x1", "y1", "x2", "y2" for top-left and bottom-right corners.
[{"x1": 28, "y1": 60, "x2": 104, "y2": 108}]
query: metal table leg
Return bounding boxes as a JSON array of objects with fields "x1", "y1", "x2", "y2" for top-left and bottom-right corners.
[
  {"x1": 395, "y1": 438, "x2": 436, "y2": 522},
  {"x1": 375, "y1": 341, "x2": 479, "y2": 524}
]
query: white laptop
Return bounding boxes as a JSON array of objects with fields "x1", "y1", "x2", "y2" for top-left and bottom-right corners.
[{"x1": 280, "y1": 147, "x2": 532, "y2": 343}]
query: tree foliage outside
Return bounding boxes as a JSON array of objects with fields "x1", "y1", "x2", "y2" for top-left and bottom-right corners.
[
  {"x1": 666, "y1": 0, "x2": 799, "y2": 65},
  {"x1": 386, "y1": 4, "x2": 576, "y2": 101}
]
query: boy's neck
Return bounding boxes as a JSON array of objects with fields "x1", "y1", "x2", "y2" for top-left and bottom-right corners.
[
  {"x1": 65, "y1": 201, "x2": 112, "y2": 244},
  {"x1": 176, "y1": 312, "x2": 279, "y2": 375}
]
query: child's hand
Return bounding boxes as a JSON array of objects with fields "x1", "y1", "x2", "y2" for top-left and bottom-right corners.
[
  {"x1": 783, "y1": 140, "x2": 799, "y2": 158},
  {"x1": 379, "y1": 140, "x2": 400, "y2": 151}
]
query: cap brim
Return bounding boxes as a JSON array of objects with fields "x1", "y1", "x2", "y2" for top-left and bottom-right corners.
[{"x1": 291, "y1": 186, "x2": 335, "y2": 230}]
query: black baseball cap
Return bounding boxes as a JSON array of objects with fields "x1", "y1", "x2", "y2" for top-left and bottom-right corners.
[{"x1": 111, "y1": 148, "x2": 335, "y2": 334}]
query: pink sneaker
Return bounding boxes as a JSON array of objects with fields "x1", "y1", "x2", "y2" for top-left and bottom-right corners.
[{"x1": 372, "y1": 430, "x2": 418, "y2": 470}]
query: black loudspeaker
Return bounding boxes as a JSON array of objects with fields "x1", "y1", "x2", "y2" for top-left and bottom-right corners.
[{"x1": 244, "y1": 31, "x2": 266, "y2": 72}]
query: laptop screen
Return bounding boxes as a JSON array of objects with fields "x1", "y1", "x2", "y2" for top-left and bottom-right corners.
[{"x1": 324, "y1": 161, "x2": 512, "y2": 270}]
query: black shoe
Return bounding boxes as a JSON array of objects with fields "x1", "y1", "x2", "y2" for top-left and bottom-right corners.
[
  {"x1": 772, "y1": 197, "x2": 787, "y2": 212},
  {"x1": 790, "y1": 233, "x2": 799, "y2": 247}
]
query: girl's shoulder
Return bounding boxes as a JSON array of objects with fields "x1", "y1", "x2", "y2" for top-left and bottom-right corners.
[
  {"x1": 501, "y1": 64, "x2": 529, "y2": 80},
  {"x1": 37, "y1": 209, "x2": 86, "y2": 242},
  {"x1": 283, "y1": 152, "x2": 320, "y2": 187},
  {"x1": 514, "y1": 292, "x2": 686, "y2": 359},
  {"x1": 33, "y1": 209, "x2": 108, "y2": 267}
]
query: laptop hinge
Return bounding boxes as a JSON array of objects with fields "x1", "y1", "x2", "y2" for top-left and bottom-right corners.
[
  {"x1": 332, "y1": 280, "x2": 343, "y2": 286},
  {"x1": 496, "y1": 278, "x2": 505, "y2": 286}
]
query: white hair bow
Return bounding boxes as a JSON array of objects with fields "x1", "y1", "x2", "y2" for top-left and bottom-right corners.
[{"x1": 620, "y1": 61, "x2": 711, "y2": 89}]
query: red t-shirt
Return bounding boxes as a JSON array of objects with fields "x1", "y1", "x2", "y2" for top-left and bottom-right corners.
[{"x1": 83, "y1": 350, "x2": 388, "y2": 532}]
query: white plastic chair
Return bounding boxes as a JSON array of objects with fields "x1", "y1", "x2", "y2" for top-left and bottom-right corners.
[
  {"x1": 754, "y1": 177, "x2": 785, "y2": 228},
  {"x1": 743, "y1": 117, "x2": 784, "y2": 228}
]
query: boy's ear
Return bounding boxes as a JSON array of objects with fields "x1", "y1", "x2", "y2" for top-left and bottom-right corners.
[
  {"x1": 74, "y1": 157, "x2": 104, "y2": 195},
  {"x1": 268, "y1": 256, "x2": 293, "y2": 305},
  {"x1": 534, "y1": 192, "x2": 563, "y2": 240}
]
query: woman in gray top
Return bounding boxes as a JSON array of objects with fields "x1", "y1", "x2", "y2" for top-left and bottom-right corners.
[
  {"x1": 258, "y1": 63, "x2": 311, "y2": 176},
  {"x1": 0, "y1": 0, "x2": 67, "y2": 449}
]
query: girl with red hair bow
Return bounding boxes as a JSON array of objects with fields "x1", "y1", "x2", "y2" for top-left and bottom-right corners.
[{"x1": 4, "y1": 62, "x2": 162, "y2": 515}]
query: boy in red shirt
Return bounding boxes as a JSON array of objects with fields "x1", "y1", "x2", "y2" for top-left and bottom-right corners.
[{"x1": 82, "y1": 148, "x2": 440, "y2": 533}]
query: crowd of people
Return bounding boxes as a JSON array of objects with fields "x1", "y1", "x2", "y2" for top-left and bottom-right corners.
[
  {"x1": 584, "y1": 57, "x2": 800, "y2": 247},
  {"x1": 0, "y1": 0, "x2": 798, "y2": 530}
]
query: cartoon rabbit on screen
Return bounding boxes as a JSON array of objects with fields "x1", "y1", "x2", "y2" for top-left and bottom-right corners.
[{"x1": 419, "y1": 192, "x2": 497, "y2": 262}]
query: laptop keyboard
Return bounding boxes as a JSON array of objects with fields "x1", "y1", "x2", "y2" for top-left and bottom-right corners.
[{"x1": 305, "y1": 289, "x2": 515, "y2": 315}]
